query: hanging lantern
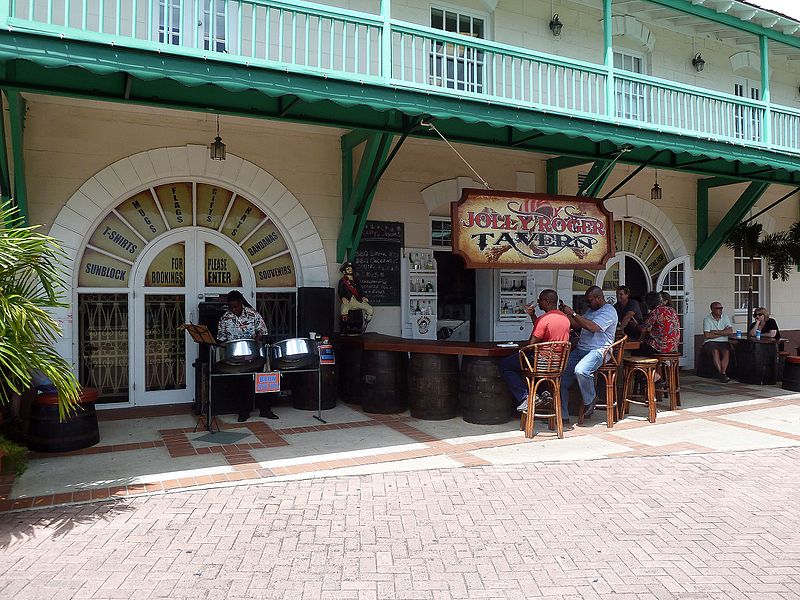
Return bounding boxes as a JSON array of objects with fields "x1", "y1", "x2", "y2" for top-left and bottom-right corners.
[
  {"x1": 210, "y1": 114, "x2": 226, "y2": 161},
  {"x1": 650, "y1": 168, "x2": 662, "y2": 201},
  {"x1": 549, "y1": 15, "x2": 563, "y2": 36}
]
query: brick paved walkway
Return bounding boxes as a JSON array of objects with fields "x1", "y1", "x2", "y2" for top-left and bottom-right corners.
[{"x1": 1, "y1": 447, "x2": 799, "y2": 600}]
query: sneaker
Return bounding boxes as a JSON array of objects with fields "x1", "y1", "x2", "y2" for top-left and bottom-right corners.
[
  {"x1": 720, "y1": 374, "x2": 730, "y2": 383},
  {"x1": 259, "y1": 409, "x2": 279, "y2": 419},
  {"x1": 237, "y1": 414, "x2": 249, "y2": 423},
  {"x1": 535, "y1": 390, "x2": 554, "y2": 408},
  {"x1": 516, "y1": 396, "x2": 528, "y2": 412},
  {"x1": 583, "y1": 397, "x2": 598, "y2": 419}
]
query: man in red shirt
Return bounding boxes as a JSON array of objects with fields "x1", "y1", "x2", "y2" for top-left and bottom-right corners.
[{"x1": 500, "y1": 289, "x2": 571, "y2": 412}]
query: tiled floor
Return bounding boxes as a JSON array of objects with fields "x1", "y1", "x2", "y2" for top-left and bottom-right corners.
[{"x1": 2, "y1": 374, "x2": 799, "y2": 512}]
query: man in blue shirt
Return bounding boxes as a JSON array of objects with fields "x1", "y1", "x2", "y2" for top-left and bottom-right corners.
[{"x1": 559, "y1": 286, "x2": 619, "y2": 423}]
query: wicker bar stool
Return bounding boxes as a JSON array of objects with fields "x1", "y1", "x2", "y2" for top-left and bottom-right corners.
[
  {"x1": 518, "y1": 341, "x2": 571, "y2": 439},
  {"x1": 653, "y1": 352, "x2": 681, "y2": 411},
  {"x1": 577, "y1": 336, "x2": 627, "y2": 428},
  {"x1": 621, "y1": 356, "x2": 659, "y2": 423}
]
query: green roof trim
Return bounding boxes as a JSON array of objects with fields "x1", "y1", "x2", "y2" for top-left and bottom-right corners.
[{"x1": 0, "y1": 32, "x2": 799, "y2": 186}]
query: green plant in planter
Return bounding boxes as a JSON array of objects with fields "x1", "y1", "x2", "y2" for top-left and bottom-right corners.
[
  {"x1": 0, "y1": 202, "x2": 80, "y2": 419},
  {"x1": 0, "y1": 434, "x2": 28, "y2": 476}
]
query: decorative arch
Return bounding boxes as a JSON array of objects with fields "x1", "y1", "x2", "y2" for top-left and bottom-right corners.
[
  {"x1": 47, "y1": 146, "x2": 328, "y2": 365},
  {"x1": 50, "y1": 145, "x2": 328, "y2": 289},
  {"x1": 611, "y1": 16, "x2": 655, "y2": 53},
  {"x1": 557, "y1": 194, "x2": 687, "y2": 300},
  {"x1": 729, "y1": 51, "x2": 771, "y2": 79},
  {"x1": 421, "y1": 177, "x2": 484, "y2": 215}
]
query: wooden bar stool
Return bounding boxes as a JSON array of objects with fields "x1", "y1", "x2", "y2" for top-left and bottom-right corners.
[
  {"x1": 576, "y1": 336, "x2": 627, "y2": 428},
  {"x1": 518, "y1": 341, "x2": 571, "y2": 439},
  {"x1": 621, "y1": 357, "x2": 659, "y2": 423},
  {"x1": 653, "y1": 352, "x2": 681, "y2": 411}
]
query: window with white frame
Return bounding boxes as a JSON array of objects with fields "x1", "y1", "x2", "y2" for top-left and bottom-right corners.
[
  {"x1": 430, "y1": 7, "x2": 485, "y2": 93},
  {"x1": 203, "y1": 0, "x2": 227, "y2": 52},
  {"x1": 734, "y1": 247, "x2": 764, "y2": 313},
  {"x1": 431, "y1": 217, "x2": 452, "y2": 248},
  {"x1": 613, "y1": 50, "x2": 645, "y2": 121},
  {"x1": 158, "y1": 0, "x2": 181, "y2": 45},
  {"x1": 734, "y1": 78, "x2": 761, "y2": 142}
]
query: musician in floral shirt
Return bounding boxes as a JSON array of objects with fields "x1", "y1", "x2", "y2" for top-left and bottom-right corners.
[
  {"x1": 216, "y1": 290, "x2": 275, "y2": 421},
  {"x1": 216, "y1": 290, "x2": 268, "y2": 343}
]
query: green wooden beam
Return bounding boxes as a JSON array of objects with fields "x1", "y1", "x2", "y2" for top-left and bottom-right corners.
[
  {"x1": 546, "y1": 157, "x2": 591, "y2": 195},
  {"x1": 695, "y1": 181, "x2": 770, "y2": 270},
  {"x1": 337, "y1": 131, "x2": 393, "y2": 261},
  {"x1": 5, "y1": 90, "x2": 26, "y2": 225},
  {"x1": 578, "y1": 160, "x2": 613, "y2": 197},
  {"x1": 0, "y1": 92, "x2": 11, "y2": 204}
]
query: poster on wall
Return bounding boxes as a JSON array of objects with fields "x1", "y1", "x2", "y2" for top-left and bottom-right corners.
[
  {"x1": 354, "y1": 221, "x2": 403, "y2": 306},
  {"x1": 451, "y1": 189, "x2": 615, "y2": 269}
]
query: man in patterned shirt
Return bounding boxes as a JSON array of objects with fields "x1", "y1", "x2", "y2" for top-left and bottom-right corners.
[
  {"x1": 216, "y1": 290, "x2": 268, "y2": 344},
  {"x1": 216, "y1": 290, "x2": 276, "y2": 421}
]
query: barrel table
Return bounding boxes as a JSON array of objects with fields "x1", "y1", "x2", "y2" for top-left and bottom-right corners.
[
  {"x1": 350, "y1": 334, "x2": 518, "y2": 422},
  {"x1": 782, "y1": 356, "x2": 800, "y2": 391},
  {"x1": 729, "y1": 336, "x2": 778, "y2": 385},
  {"x1": 333, "y1": 335, "x2": 363, "y2": 404},
  {"x1": 28, "y1": 387, "x2": 100, "y2": 453}
]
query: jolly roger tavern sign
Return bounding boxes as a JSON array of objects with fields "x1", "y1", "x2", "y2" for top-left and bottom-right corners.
[{"x1": 451, "y1": 189, "x2": 615, "y2": 269}]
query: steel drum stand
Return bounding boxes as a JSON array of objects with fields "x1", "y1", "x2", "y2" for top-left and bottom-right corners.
[
  {"x1": 283, "y1": 363, "x2": 325, "y2": 424},
  {"x1": 195, "y1": 345, "x2": 222, "y2": 433}
]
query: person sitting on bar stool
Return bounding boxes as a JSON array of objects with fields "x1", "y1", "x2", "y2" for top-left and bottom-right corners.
[
  {"x1": 216, "y1": 290, "x2": 277, "y2": 422},
  {"x1": 634, "y1": 291, "x2": 681, "y2": 384},
  {"x1": 499, "y1": 289, "x2": 570, "y2": 413},
  {"x1": 559, "y1": 286, "x2": 619, "y2": 422}
]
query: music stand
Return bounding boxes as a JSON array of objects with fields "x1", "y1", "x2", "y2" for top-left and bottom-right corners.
[{"x1": 182, "y1": 323, "x2": 221, "y2": 433}]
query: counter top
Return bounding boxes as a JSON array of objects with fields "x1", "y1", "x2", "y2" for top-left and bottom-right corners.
[{"x1": 337, "y1": 333, "x2": 639, "y2": 357}]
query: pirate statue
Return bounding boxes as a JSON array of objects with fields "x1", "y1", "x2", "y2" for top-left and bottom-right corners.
[{"x1": 338, "y1": 261, "x2": 374, "y2": 333}]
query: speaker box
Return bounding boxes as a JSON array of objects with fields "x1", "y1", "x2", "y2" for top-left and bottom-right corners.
[{"x1": 298, "y1": 287, "x2": 336, "y2": 338}]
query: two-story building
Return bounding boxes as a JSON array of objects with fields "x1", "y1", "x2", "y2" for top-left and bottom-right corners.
[{"x1": 2, "y1": 0, "x2": 799, "y2": 407}]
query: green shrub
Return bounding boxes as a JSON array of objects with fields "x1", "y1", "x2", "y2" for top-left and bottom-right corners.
[{"x1": 0, "y1": 434, "x2": 28, "y2": 476}]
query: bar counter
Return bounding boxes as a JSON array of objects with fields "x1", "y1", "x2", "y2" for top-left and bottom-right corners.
[{"x1": 335, "y1": 334, "x2": 518, "y2": 423}]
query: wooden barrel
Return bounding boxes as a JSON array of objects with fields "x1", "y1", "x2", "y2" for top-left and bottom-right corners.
[
  {"x1": 28, "y1": 388, "x2": 100, "y2": 453},
  {"x1": 733, "y1": 340, "x2": 777, "y2": 385},
  {"x1": 460, "y1": 356, "x2": 513, "y2": 424},
  {"x1": 334, "y1": 337, "x2": 362, "y2": 404},
  {"x1": 289, "y1": 366, "x2": 338, "y2": 411},
  {"x1": 361, "y1": 350, "x2": 407, "y2": 414},
  {"x1": 782, "y1": 356, "x2": 800, "y2": 392},
  {"x1": 408, "y1": 353, "x2": 459, "y2": 420}
]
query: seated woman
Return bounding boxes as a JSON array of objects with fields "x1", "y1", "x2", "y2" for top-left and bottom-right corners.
[
  {"x1": 635, "y1": 291, "x2": 681, "y2": 355},
  {"x1": 749, "y1": 307, "x2": 780, "y2": 340}
]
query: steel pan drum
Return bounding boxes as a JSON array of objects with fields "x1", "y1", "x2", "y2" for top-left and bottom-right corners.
[
  {"x1": 220, "y1": 339, "x2": 263, "y2": 365},
  {"x1": 270, "y1": 338, "x2": 319, "y2": 370}
]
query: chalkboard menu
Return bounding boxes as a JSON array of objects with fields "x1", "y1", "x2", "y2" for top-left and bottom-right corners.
[{"x1": 353, "y1": 221, "x2": 403, "y2": 306}]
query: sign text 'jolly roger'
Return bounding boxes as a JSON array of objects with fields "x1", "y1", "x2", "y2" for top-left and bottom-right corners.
[{"x1": 451, "y1": 189, "x2": 615, "y2": 269}]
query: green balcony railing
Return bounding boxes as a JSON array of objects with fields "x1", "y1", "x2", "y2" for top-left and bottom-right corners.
[{"x1": 5, "y1": 0, "x2": 800, "y2": 155}]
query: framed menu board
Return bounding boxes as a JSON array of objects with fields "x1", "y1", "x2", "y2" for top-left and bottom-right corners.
[{"x1": 353, "y1": 221, "x2": 403, "y2": 306}]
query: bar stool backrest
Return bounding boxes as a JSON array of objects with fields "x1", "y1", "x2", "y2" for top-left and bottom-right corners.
[
  {"x1": 601, "y1": 335, "x2": 627, "y2": 370},
  {"x1": 519, "y1": 341, "x2": 572, "y2": 377}
]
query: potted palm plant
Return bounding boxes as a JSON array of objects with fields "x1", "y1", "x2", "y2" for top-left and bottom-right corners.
[{"x1": 0, "y1": 202, "x2": 79, "y2": 420}]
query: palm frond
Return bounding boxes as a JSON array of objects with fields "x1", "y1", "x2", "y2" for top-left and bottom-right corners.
[{"x1": 0, "y1": 201, "x2": 79, "y2": 417}]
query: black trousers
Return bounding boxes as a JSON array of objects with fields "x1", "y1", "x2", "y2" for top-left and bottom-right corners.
[{"x1": 213, "y1": 361, "x2": 271, "y2": 418}]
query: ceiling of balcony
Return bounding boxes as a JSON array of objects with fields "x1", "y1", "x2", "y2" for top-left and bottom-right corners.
[{"x1": 571, "y1": 0, "x2": 800, "y2": 58}]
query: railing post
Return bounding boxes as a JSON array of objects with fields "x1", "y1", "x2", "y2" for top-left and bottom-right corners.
[
  {"x1": 760, "y1": 34, "x2": 771, "y2": 147},
  {"x1": 0, "y1": 0, "x2": 10, "y2": 25},
  {"x1": 380, "y1": 0, "x2": 392, "y2": 81},
  {"x1": 603, "y1": 0, "x2": 615, "y2": 119}
]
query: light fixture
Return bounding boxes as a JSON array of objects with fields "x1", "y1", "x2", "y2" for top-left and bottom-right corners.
[
  {"x1": 692, "y1": 52, "x2": 705, "y2": 72},
  {"x1": 549, "y1": 14, "x2": 563, "y2": 36},
  {"x1": 651, "y1": 168, "x2": 662, "y2": 201},
  {"x1": 209, "y1": 114, "x2": 226, "y2": 161}
]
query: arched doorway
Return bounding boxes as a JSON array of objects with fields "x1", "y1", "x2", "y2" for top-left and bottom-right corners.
[{"x1": 74, "y1": 180, "x2": 302, "y2": 406}]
